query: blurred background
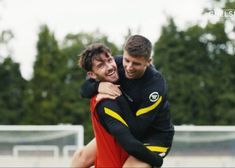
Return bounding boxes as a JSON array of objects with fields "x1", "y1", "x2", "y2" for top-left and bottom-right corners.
[{"x1": 0, "y1": 0, "x2": 235, "y2": 167}]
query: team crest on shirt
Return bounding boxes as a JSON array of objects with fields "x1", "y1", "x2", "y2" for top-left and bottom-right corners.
[{"x1": 149, "y1": 92, "x2": 159, "y2": 102}]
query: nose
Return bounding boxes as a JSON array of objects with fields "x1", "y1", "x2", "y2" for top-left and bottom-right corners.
[{"x1": 106, "y1": 62, "x2": 113, "y2": 70}]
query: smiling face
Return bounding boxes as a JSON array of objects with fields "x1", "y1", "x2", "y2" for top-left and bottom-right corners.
[
  {"x1": 87, "y1": 52, "x2": 119, "y2": 83},
  {"x1": 123, "y1": 50, "x2": 151, "y2": 79}
]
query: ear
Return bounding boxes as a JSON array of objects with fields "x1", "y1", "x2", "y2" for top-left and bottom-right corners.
[
  {"x1": 87, "y1": 71, "x2": 97, "y2": 80},
  {"x1": 147, "y1": 58, "x2": 152, "y2": 66}
]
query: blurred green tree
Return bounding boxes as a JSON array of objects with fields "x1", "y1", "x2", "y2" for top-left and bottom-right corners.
[
  {"x1": 153, "y1": 13, "x2": 235, "y2": 125},
  {"x1": 22, "y1": 25, "x2": 63, "y2": 124},
  {"x1": 0, "y1": 57, "x2": 26, "y2": 124}
]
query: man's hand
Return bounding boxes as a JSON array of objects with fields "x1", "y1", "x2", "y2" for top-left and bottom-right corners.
[
  {"x1": 98, "y1": 82, "x2": 121, "y2": 96},
  {"x1": 96, "y1": 93, "x2": 118, "y2": 102}
]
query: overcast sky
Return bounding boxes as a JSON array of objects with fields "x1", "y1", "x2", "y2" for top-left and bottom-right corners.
[{"x1": 1, "y1": 0, "x2": 212, "y2": 79}]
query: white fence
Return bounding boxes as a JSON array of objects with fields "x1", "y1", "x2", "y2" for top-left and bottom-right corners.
[
  {"x1": 0, "y1": 125, "x2": 235, "y2": 167},
  {"x1": 164, "y1": 125, "x2": 235, "y2": 167},
  {"x1": 0, "y1": 125, "x2": 83, "y2": 157}
]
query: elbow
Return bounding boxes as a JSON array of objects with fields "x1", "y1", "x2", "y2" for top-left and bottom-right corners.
[
  {"x1": 79, "y1": 89, "x2": 87, "y2": 98},
  {"x1": 79, "y1": 89, "x2": 92, "y2": 98}
]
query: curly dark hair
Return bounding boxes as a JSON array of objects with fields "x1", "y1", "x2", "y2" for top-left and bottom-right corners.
[{"x1": 79, "y1": 43, "x2": 111, "y2": 71}]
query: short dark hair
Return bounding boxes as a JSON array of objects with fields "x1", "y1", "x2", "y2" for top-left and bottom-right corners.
[
  {"x1": 79, "y1": 43, "x2": 111, "y2": 71},
  {"x1": 124, "y1": 35, "x2": 152, "y2": 59}
]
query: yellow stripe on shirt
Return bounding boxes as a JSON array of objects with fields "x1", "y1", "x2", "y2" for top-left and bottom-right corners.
[
  {"x1": 145, "y1": 145, "x2": 168, "y2": 153},
  {"x1": 136, "y1": 96, "x2": 162, "y2": 116},
  {"x1": 104, "y1": 107, "x2": 128, "y2": 127}
]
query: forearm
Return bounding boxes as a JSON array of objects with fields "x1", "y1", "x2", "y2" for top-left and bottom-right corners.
[{"x1": 115, "y1": 130, "x2": 163, "y2": 167}]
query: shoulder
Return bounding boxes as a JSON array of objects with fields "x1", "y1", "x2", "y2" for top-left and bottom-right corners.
[
  {"x1": 142, "y1": 68, "x2": 167, "y2": 97},
  {"x1": 97, "y1": 99, "x2": 116, "y2": 107},
  {"x1": 95, "y1": 99, "x2": 119, "y2": 115},
  {"x1": 114, "y1": 55, "x2": 125, "y2": 75},
  {"x1": 114, "y1": 55, "x2": 123, "y2": 65},
  {"x1": 145, "y1": 67, "x2": 166, "y2": 89}
]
